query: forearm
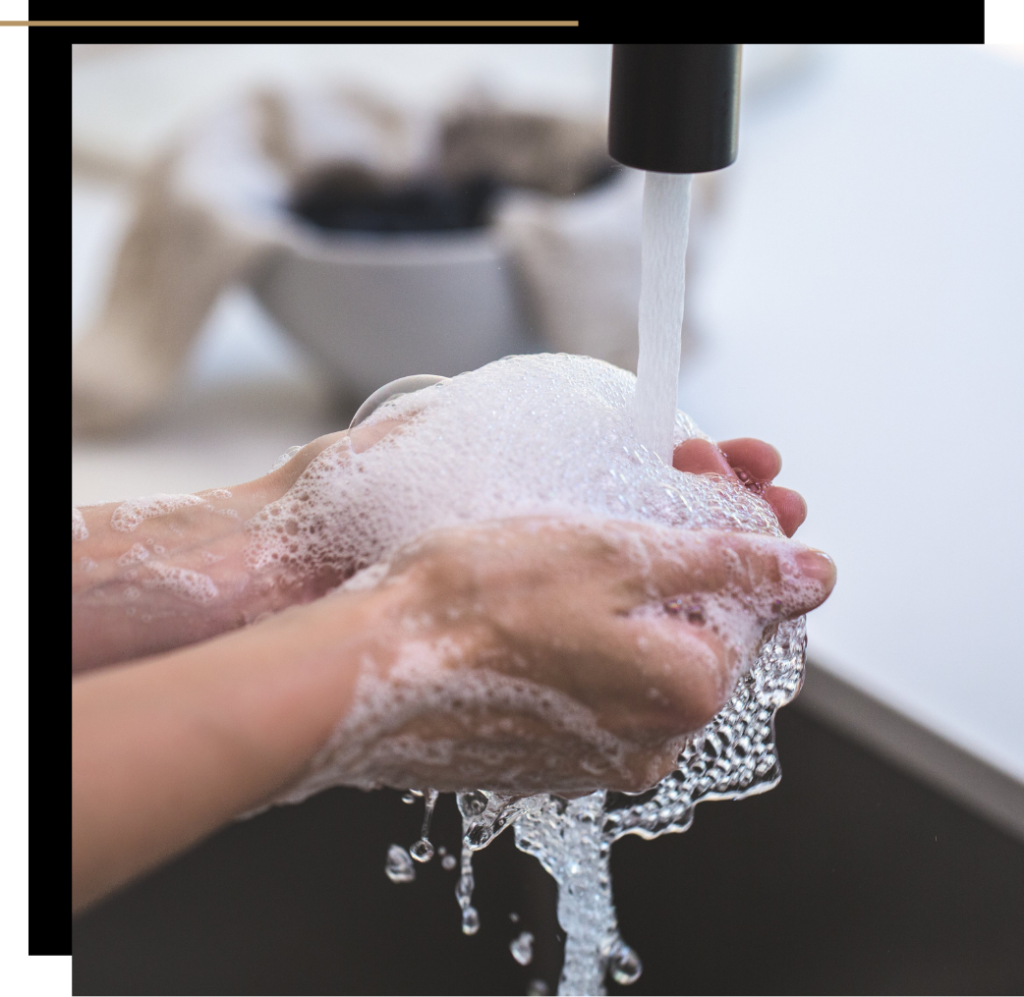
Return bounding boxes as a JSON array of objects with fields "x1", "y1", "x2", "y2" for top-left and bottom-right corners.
[
  {"x1": 72, "y1": 576, "x2": 407, "y2": 913},
  {"x1": 71, "y1": 435, "x2": 345, "y2": 672}
]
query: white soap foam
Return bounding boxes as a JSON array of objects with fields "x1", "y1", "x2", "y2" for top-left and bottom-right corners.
[
  {"x1": 110, "y1": 493, "x2": 208, "y2": 533},
  {"x1": 246, "y1": 353, "x2": 778, "y2": 588},
  {"x1": 72, "y1": 506, "x2": 89, "y2": 542}
]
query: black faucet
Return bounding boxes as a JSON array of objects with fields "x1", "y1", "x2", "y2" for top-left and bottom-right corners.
[{"x1": 608, "y1": 44, "x2": 741, "y2": 174}]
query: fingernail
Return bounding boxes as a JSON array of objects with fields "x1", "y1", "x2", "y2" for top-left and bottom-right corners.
[{"x1": 793, "y1": 548, "x2": 836, "y2": 588}]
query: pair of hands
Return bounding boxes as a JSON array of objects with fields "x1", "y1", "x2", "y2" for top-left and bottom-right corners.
[
  {"x1": 307, "y1": 430, "x2": 830, "y2": 795},
  {"x1": 73, "y1": 425, "x2": 832, "y2": 795},
  {"x1": 72, "y1": 426, "x2": 834, "y2": 912}
]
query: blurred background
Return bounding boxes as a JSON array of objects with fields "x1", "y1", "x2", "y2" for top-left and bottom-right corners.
[{"x1": 72, "y1": 44, "x2": 1024, "y2": 995}]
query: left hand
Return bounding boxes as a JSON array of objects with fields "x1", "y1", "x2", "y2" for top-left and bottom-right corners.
[
  {"x1": 71, "y1": 419, "x2": 403, "y2": 673},
  {"x1": 673, "y1": 437, "x2": 807, "y2": 537}
]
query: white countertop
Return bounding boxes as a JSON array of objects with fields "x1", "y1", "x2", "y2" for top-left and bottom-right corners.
[{"x1": 73, "y1": 44, "x2": 1024, "y2": 789}]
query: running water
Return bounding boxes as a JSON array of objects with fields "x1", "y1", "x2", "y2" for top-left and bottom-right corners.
[
  {"x1": 633, "y1": 172, "x2": 693, "y2": 464},
  {"x1": 247, "y1": 173, "x2": 807, "y2": 994}
]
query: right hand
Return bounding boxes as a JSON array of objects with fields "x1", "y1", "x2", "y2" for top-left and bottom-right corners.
[{"x1": 313, "y1": 514, "x2": 836, "y2": 797}]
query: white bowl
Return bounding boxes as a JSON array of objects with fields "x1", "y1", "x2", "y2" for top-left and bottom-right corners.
[{"x1": 250, "y1": 226, "x2": 535, "y2": 402}]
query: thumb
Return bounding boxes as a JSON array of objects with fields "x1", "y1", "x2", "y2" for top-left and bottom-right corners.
[
  {"x1": 647, "y1": 529, "x2": 836, "y2": 621},
  {"x1": 721, "y1": 533, "x2": 836, "y2": 622}
]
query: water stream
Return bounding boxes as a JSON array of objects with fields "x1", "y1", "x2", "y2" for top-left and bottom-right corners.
[{"x1": 633, "y1": 172, "x2": 694, "y2": 464}]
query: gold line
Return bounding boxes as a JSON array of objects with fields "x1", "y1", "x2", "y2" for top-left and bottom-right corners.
[{"x1": 2, "y1": 20, "x2": 579, "y2": 27}]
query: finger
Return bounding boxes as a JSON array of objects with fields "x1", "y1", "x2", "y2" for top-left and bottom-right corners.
[
  {"x1": 640, "y1": 529, "x2": 835, "y2": 613},
  {"x1": 609, "y1": 532, "x2": 834, "y2": 739},
  {"x1": 717, "y1": 438, "x2": 782, "y2": 482},
  {"x1": 764, "y1": 486, "x2": 807, "y2": 538},
  {"x1": 617, "y1": 614, "x2": 734, "y2": 736},
  {"x1": 672, "y1": 438, "x2": 735, "y2": 478}
]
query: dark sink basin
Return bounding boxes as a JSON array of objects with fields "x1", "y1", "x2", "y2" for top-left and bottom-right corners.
[{"x1": 71, "y1": 706, "x2": 1024, "y2": 995}]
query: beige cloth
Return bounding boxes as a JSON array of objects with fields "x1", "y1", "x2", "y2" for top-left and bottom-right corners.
[{"x1": 73, "y1": 87, "x2": 708, "y2": 435}]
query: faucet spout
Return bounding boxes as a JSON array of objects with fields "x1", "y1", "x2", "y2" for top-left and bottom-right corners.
[{"x1": 608, "y1": 44, "x2": 741, "y2": 174}]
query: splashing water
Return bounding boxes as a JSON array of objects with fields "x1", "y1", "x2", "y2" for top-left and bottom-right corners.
[
  {"x1": 409, "y1": 788, "x2": 439, "y2": 863},
  {"x1": 454, "y1": 614, "x2": 804, "y2": 994}
]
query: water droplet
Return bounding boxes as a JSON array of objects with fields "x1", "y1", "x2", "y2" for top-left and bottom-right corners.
[
  {"x1": 609, "y1": 942, "x2": 642, "y2": 985},
  {"x1": 509, "y1": 911, "x2": 519, "y2": 923},
  {"x1": 410, "y1": 838, "x2": 434, "y2": 863},
  {"x1": 459, "y1": 790, "x2": 488, "y2": 818},
  {"x1": 384, "y1": 844, "x2": 415, "y2": 884},
  {"x1": 461, "y1": 906, "x2": 480, "y2": 935},
  {"x1": 526, "y1": 980, "x2": 549, "y2": 996},
  {"x1": 401, "y1": 792, "x2": 416, "y2": 804},
  {"x1": 442, "y1": 854, "x2": 457, "y2": 871},
  {"x1": 510, "y1": 930, "x2": 534, "y2": 966}
]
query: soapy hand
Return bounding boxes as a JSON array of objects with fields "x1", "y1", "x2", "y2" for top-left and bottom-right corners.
[
  {"x1": 70, "y1": 419, "x2": 409, "y2": 673},
  {"x1": 310, "y1": 515, "x2": 835, "y2": 796}
]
